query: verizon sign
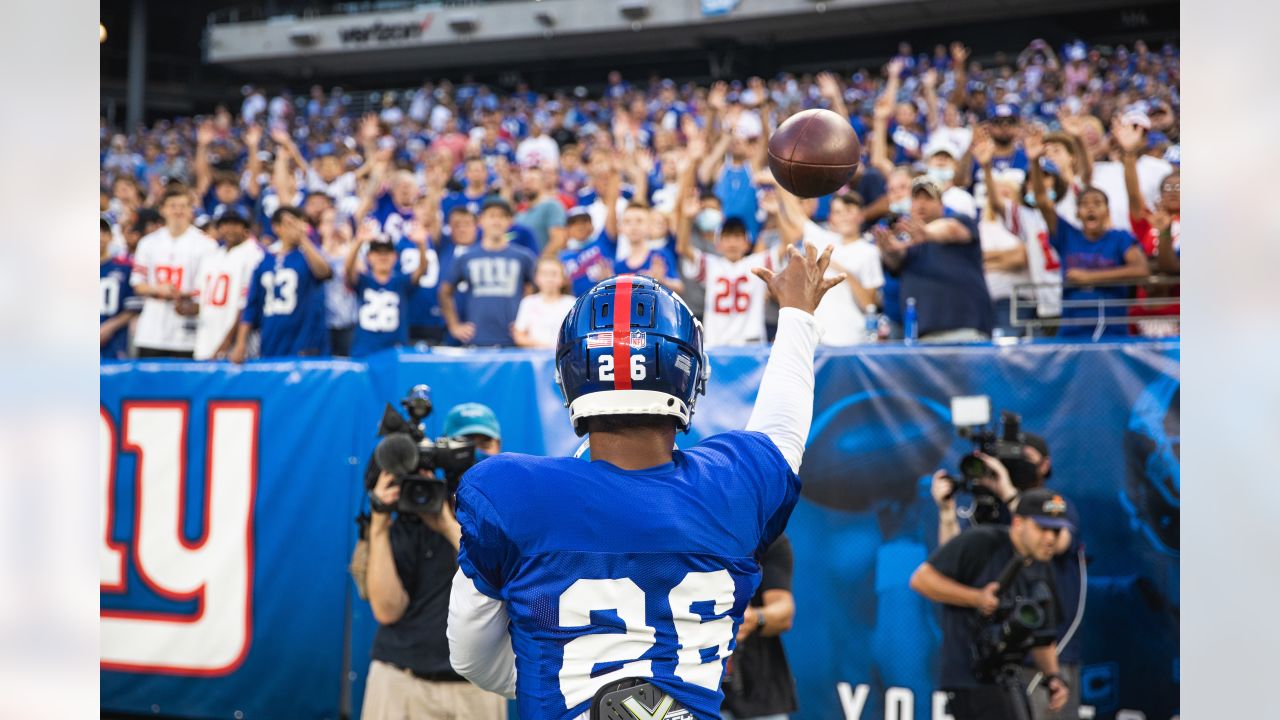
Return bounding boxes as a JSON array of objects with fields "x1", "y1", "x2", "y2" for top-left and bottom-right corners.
[{"x1": 338, "y1": 16, "x2": 432, "y2": 44}]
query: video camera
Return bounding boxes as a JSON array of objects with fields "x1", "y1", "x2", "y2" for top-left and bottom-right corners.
[
  {"x1": 944, "y1": 396, "x2": 1040, "y2": 523},
  {"x1": 367, "y1": 385, "x2": 478, "y2": 515},
  {"x1": 972, "y1": 556, "x2": 1057, "y2": 681}
]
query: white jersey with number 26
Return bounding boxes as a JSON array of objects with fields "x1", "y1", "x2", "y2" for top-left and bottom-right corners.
[{"x1": 684, "y1": 249, "x2": 770, "y2": 349}]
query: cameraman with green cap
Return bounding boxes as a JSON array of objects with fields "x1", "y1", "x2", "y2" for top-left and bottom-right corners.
[{"x1": 441, "y1": 403, "x2": 503, "y2": 457}]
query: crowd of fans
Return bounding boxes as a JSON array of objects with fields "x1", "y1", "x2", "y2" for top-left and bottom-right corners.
[{"x1": 100, "y1": 37, "x2": 1181, "y2": 361}]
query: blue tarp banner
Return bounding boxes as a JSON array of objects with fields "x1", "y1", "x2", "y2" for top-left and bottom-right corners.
[{"x1": 101, "y1": 341, "x2": 1179, "y2": 720}]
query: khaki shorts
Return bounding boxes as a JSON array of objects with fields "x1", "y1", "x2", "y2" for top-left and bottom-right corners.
[{"x1": 361, "y1": 659, "x2": 508, "y2": 720}]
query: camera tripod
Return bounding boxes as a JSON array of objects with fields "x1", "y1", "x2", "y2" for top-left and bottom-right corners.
[{"x1": 994, "y1": 663, "x2": 1034, "y2": 720}]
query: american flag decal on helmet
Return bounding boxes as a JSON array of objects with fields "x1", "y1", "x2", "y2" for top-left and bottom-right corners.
[{"x1": 586, "y1": 331, "x2": 647, "y2": 349}]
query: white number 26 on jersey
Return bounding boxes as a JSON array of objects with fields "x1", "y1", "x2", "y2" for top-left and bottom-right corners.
[
  {"x1": 597, "y1": 355, "x2": 646, "y2": 382},
  {"x1": 557, "y1": 570, "x2": 736, "y2": 708}
]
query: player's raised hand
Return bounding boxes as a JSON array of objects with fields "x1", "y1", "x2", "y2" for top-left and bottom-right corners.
[{"x1": 751, "y1": 242, "x2": 844, "y2": 315}]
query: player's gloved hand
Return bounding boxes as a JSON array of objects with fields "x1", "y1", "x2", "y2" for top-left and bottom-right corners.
[{"x1": 751, "y1": 242, "x2": 844, "y2": 315}]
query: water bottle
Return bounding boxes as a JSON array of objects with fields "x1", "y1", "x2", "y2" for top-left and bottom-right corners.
[
  {"x1": 877, "y1": 314, "x2": 892, "y2": 341},
  {"x1": 864, "y1": 304, "x2": 879, "y2": 343},
  {"x1": 904, "y1": 297, "x2": 919, "y2": 344}
]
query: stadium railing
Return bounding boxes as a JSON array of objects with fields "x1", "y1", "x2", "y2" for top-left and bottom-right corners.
[{"x1": 1010, "y1": 276, "x2": 1181, "y2": 339}]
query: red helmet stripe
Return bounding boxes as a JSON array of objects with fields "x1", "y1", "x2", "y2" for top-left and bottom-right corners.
[{"x1": 612, "y1": 276, "x2": 634, "y2": 391}]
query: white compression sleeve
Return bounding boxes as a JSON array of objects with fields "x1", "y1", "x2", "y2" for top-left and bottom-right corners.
[
  {"x1": 745, "y1": 307, "x2": 822, "y2": 474},
  {"x1": 447, "y1": 568, "x2": 517, "y2": 698}
]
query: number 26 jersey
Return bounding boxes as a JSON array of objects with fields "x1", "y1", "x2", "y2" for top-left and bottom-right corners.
[{"x1": 455, "y1": 430, "x2": 800, "y2": 720}]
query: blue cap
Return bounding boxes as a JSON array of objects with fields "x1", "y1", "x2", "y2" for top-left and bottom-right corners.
[
  {"x1": 993, "y1": 103, "x2": 1018, "y2": 118},
  {"x1": 1015, "y1": 488, "x2": 1075, "y2": 531},
  {"x1": 443, "y1": 403, "x2": 502, "y2": 440},
  {"x1": 315, "y1": 142, "x2": 337, "y2": 158}
]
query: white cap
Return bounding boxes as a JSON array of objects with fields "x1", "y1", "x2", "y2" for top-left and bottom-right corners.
[
  {"x1": 733, "y1": 110, "x2": 763, "y2": 140},
  {"x1": 923, "y1": 137, "x2": 961, "y2": 160},
  {"x1": 1120, "y1": 108, "x2": 1152, "y2": 130}
]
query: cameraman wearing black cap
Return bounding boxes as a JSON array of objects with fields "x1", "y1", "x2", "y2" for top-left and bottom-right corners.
[
  {"x1": 910, "y1": 488, "x2": 1072, "y2": 720},
  {"x1": 932, "y1": 434, "x2": 1084, "y2": 719}
]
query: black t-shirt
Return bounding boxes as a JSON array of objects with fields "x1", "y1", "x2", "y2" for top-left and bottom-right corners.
[
  {"x1": 370, "y1": 514, "x2": 459, "y2": 676},
  {"x1": 953, "y1": 492, "x2": 1085, "y2": 665},
  {"x1": 926, "y1": 525, "x2": 1059, "y2": 689},
  {"x1": 894, "y1": 211, "x2": 994, "y2": 336},
  {"x1": 722, "y1": 535, "x2": 798, "y2": 718}
]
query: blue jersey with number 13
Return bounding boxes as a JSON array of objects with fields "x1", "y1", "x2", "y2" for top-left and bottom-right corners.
[
  {"x1": 455, "y1": 430, "x2": 799, "y2": 720},
  {"x1": 242, "y1": 249, "x2": 329, "y2": 357}
]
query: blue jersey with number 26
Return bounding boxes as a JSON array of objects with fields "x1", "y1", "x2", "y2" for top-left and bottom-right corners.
[{"x1": 455, "y1": 430, "x2": 799, "y2": 720}]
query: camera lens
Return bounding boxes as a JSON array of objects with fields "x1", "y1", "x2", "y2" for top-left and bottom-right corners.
[
  {"x1": 959, "y1": 455, "x2": 987, "y2": 479},
  {"x1": 1012, "y1": 602, "x2": 1044, "y2": 630}
]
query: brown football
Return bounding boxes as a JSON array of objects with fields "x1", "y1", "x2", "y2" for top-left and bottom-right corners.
[{"x1": 767, "y1": 108, "x2": 861, "y2": 198}]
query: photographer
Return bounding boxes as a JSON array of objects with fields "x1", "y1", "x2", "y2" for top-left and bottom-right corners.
[
  {"x1": 721, "y1": 535, "x2": 797, "y2": 720},
  {"x1": 932, "y1": 436, "x2": 1083, "y2": 720},
  {"x1": 910, "y1": 488, "x2": 1071, "y2": 719},
  {"x1": 360, "y1": 402, "x2": 506, "y2": 720}
]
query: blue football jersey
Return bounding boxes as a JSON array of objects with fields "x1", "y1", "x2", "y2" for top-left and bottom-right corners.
[
  {"x1": 100, "y1": 256, "x2": 140, "y2": 360},
  {"x1": 370, "y1": 192, "x2": 415, "y2": 242},
  {"x1": 455, "y1": 430, "x2": 800, "y2": 720},
  {"x1": 440, "y1": 190, "x2": 489, "y2": 222},
  {"x1": 561, "y1": 230, "x2": 619, "y2": 297},
  {"x1": 350, "y1": 271, "x2": 413, "y2": 357},
  {"x1": 242, "y1": 249, "x2": 329, "y2": 357},
  {"x1": 397, "y1": 237, "x2": 442, "y2": 329}
]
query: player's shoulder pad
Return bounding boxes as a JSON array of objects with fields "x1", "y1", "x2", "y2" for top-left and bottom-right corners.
[
  {"x1": 457, "y1": 452, "x2": 569, "y2": 502},
  {"x1": 685, "y1": 429, "x2": 789, "y2": 472}
]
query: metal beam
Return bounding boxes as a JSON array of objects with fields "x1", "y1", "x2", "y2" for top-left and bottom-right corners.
[{"x1": 125, "y1": 0, "x2": 147, "y2": 131}]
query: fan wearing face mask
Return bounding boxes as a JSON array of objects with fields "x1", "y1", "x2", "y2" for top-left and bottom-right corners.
[{"x1": 922, "y1": 138, "x2": 978, "y2": 220}]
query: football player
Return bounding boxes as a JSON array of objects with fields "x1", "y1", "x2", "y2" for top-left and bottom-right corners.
[{"x1": 446, "y1": 243, "x2": 842, "y2": 720}]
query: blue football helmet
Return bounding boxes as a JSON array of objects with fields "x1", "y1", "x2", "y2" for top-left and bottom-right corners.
[{"x1": 555, "y1": 275, "x2": 709, "y2": 436}]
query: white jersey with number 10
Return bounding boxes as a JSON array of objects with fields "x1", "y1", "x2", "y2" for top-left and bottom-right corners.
[{"x1": 193, "y1": 241, "x2": 266, "y2": 360}]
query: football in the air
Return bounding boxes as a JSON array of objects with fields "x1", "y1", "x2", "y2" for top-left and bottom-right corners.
[{"x1": 767, "y1": 108, "x2": 861, "y2": 198}]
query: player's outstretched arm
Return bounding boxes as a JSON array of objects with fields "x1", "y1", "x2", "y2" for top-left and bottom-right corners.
[{"x1": 746, "y1": 244, "x2": 843, "y2": 473}]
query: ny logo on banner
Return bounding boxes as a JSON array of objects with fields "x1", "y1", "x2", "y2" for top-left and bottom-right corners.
[{"x1": 100, "y1": 401, "x2": 259, "y2": 675}]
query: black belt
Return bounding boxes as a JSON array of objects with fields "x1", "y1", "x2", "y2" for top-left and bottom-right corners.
[{"x1": 387, "y1": 662, "x2": 466, "y2": 683}]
